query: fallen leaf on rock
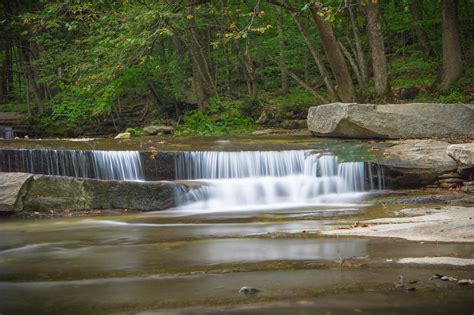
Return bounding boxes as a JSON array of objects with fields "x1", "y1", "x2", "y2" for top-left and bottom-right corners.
[{"x1": 351, "y1": 222, "x2": 371, "y2": 228}]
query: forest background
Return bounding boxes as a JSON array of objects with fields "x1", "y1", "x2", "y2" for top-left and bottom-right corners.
[{"x1": 0, "y1": 0, "x2": 472, "y2": 136}]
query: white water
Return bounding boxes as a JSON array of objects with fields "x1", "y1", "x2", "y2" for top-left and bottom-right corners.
[
  {"x1": 175, "y1": 151, "x2": 383, "y2": 212},
  {"x1": 0, "y1": 149, "x2": 144, "y2": 181},
  {"x1": 2, "y1": 127, "x2": 14, "y2": 140}
]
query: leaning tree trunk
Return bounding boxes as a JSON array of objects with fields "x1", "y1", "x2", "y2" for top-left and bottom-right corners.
[
  {"x1": 347, "y1": 0, "x2": 369, "y2": 98},
  {"x1": 289, "y1": 10, "x2": 338, "y2": 101},
  {"x1": 439, "y1": 0, "x2": 463, "y2": 90},
  {"x1": 309, "y1": 4, "x2": 354, "y2": 102},
  {"x1": 365, "y1": 1, "x2": 390, "y2": 97}
]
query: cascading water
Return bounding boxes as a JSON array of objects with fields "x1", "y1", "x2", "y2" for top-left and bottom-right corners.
[
  {"x1": 2, "y1": 127, "x2": 14, "y2": 140},
  {"x1": 0, "y1": 149, "x2": 144, "y2": 181},
  {"x1": 175, "y1": 150, "x2": 384, "y2": 211}
]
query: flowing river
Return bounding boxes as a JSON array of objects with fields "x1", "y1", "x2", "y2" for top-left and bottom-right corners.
[{"x1": 0, "y1": 136, "x2": 472, "y2": 314}]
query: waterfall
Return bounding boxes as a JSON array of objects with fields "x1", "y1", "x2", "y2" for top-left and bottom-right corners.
[
  {"x1": 0, "y1": 149, "x2": 144, "y2": 181},
  {"x1": 175, "y1": 150, "x2": 305, "y2": 179},
  {"x1": 2, "y1": 127, "x2": 14, "y2": 140},
  {"x1": 175, "y1": 150, "x2": 384, "y2": 211}
]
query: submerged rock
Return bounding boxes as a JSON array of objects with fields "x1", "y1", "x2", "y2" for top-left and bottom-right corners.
[
  {"x1": 432, "y1": 274, "x2": 444, "y2": 280},
  {"x1": 307, "y1": 103, "x2": 474, "y2": 138},
  {"x1": 239, "y1": 287, "x2": 260, "y2": 295}
]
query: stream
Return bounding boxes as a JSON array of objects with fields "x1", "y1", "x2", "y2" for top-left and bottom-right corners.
[{"x1": 0, "y1": 136, "x2": 472, "y2": 314}]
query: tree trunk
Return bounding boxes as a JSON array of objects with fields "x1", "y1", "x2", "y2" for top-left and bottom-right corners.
[
  {"x1": 347, "y1": 0, "x2": 368, "y2": 98},
  {"x1": 277, "y1": 6, "x2": 289, "y2": 95},
  {"x1": 309, "y1": 4, "x2": 354, "y2": 102},
  {"x1": 190, "y1": 50, "x2": 209, "y2": 111},
  {"x1": 410, "y1": 2, "x2": 431, "y2": 57},
  {"x1": 278, "y1": 62, "x2": 327, "y2": 103},
  {"x1": 439, "y1": 0, "x2": 463, "y2": 90},
  {"x1": 289, "y1": 11, "x2": 338, "y2": 101},
  {"x1": 187, "y1": 9, "x2": 216, "y2": 96},
  {"x1": 220, "y1": 0, "x2": 256, "y2": 98},
  {"x1": 19, "y1": 40, "x2": 43, "y2": 114},
  {"x1": 244, "y1": 36, "x2": 257, "y2": 99},
  {"x1": 223, "y1": 40, "x2": 232, "y2": 93},
  {"x1": 365, "y1": 1, "x2": 390, "y2": 97},
  {"x1": 340, "y1": 41, "x2": 361, "y2": 88}
]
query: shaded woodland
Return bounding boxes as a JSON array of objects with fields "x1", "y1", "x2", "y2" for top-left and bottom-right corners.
[{"x1": 0, "y1": 0, "x2": 472, "y2": 135}]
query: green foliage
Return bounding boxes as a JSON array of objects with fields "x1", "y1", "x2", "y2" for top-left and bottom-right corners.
[
  {"x1": 413, "y1": 66, "x2": 474, "y2": 103},
  {"x1": 175, "y1": 98, "x2": 256, "y2": 136},
  {"x1": 271, "y1": 90, "x2": 316, "y2": 120},
  {"x1": 0, "y1": 103, "x2": 29, "y2": 112},
  {"x1": 434, "y1": 91, "x2": 470, "y2": 103},
  {"x1": 238, "y1": 98, "x2": 263, "y2": 120},
  {"x1": 1, "y1": 0, "x2": 473, "y2": 137},
  {"x1": 390, "y1": 52, "x2": 438, "y2": 88},
  {"x1": 125, "y1": 127, "x2": 145, "y2": 137}
]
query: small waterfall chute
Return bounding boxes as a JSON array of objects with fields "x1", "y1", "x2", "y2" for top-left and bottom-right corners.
[
  {"x1": 2, "y1": 127, "x2": 14, "y2": 140},
  {"x1": 0, "y1": 149, "x2": 144, "y2": 181},
  {"x1": 174, "y1": 150, "x2": 383, "y2": 211}
]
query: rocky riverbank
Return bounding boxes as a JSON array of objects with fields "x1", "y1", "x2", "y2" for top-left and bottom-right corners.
[
  {"x1": 323, "y1": 206, "x2": 474, "y2": 242},
  {"x1": 376, "y1": 140, "x2": 474, "y2": 189}
]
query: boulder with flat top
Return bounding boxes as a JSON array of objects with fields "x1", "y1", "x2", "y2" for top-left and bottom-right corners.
[{"x1": 307, "y1": 103, "x2": 474, "y2": 139}]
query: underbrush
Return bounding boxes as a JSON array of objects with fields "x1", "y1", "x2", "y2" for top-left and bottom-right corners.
[
  {"x1": 390, "y1": 52, "x2": 438, "y2": 89},
  {"x1": 0, "y1": 102, "x2": 29, "y2": 112},
  {"x1": 174, "y1": 98, "x2": 257, "y2": 136}
]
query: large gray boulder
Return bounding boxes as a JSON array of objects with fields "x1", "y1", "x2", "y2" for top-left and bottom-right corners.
[
  {"x1": 307, "y1": 103, "x2": 474, "y2": 138},
  {"x1": 0, "y1": 172, "x2": 198, "y2": 212},
  {"x1": 376, "y1": 140, "x2": 457, "y2": 187},
  {"x1": 22, "y1": 175, "x2": 183, "y2": 212},
  {"x1": 0, "y1": 172, "x2": 32, "y2": 212}
]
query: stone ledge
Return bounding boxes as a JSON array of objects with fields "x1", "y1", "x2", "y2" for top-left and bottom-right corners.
[{"x1": 0, "y1": 172, "x2": 197, "y2": 212}]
